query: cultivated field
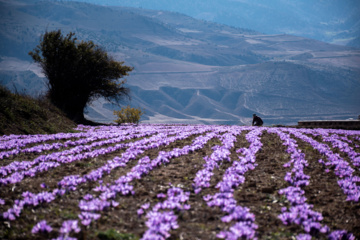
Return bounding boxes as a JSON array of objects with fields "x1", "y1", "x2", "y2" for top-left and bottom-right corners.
[{"x1": 0, "y1": 124, "x2": 359, "y2": 240}]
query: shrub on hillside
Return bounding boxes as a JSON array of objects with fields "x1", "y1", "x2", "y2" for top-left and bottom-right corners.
[{"x1": 113, "y1": 106, "x2": 144, "y2": 125}]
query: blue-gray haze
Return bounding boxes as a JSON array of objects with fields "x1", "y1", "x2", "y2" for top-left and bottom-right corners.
[
  {"x1": 67, "y1": 0, "x2": 360, "y2": 46},
  {"x1": 1, "y1": 0, "x2": 359, "y2": 125}
]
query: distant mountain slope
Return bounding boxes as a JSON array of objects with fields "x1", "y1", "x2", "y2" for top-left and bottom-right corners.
[
  {"x1": 0, "y1": 0, "x2": 359, "y2": 125},
  {"x1": 74, "y1": 0, "x2": 360, "y2": 46},
  {"x1": 125, "y1": 61, "x2": 360, "y2": 125}
]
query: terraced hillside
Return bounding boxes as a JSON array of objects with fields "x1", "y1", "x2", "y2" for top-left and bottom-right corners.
[{"x1": 1, "y1": 0, "x2": 360, "y2": 125}]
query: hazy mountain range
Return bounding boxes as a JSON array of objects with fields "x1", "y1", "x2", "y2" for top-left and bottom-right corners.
[
  {"x1": 72, "y1": 0, "x2": 360, "y2": 47},
  {"x1": 0, "y1": 0, "x2": 359, "y2": 125}
]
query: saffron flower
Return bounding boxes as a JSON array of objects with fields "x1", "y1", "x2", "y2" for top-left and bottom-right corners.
[
  {"x1": 60, "y1": 220, "x2": 81, "y2": 234},
  {"x1": 31, "y1": 220, "x2": 52, "y2": 234}
]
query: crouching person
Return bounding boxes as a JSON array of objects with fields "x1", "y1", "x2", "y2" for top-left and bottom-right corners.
[{"x1": 252, "y1": 114, "x2": 263, "y2": 126}]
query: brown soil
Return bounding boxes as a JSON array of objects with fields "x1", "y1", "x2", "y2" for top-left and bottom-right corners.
[{"x1": 0, "y1": 127, "x2": 359, "y2": 240}]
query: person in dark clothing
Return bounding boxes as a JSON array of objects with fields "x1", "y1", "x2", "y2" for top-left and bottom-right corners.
[{"x1": 252, "y1": 114, "x2": 263, "y2": 126}]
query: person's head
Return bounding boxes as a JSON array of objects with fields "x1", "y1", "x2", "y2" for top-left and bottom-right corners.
[{"x1": 253, "y1": 114, "x2": 256, "y2": 118}]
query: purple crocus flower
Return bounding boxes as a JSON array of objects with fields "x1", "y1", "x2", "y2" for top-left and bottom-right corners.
[
  {"x1": 157, "y1": 193, "x2": 166, "y2": 199},
  {"x1": 217, "y1": 221, "x2": 258, "y2": 240},
  {"x1": 78, "y1": 212, "x2": 101, "y2": 226},
  {"x1": 296, "y1": 234, "x2": 312, "y2": 240},
  {"x1": 31, "y1": 220, "x2": 52, "y2": 234},
  {"x1": 60, "y1": 220, "x2": 81, "y2": 234},
  {"x1": 142, "y1": 211, "x2": 179, "y2": 240},
  {"x1": 328, "y1": 230, "x2": 355, "y2": 240}
]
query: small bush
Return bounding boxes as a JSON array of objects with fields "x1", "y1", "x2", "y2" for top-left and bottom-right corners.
[{"x1": 113, "y1": 106, "x2": 144, "y2": 125}]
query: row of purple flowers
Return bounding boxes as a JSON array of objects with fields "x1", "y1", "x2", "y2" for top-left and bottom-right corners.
[
  {"x1": 270, "y1": 128, "x2": 355, "y2": 240},
  {"x1": 0, "y1": 125, "x2": 175, "y2": 183},
  {"x1": 76, "y1": 127, "x2": 220, "y2": 240},
  {"x1": 2, "y1": 125, "x2": 207, "y2": 222},
  {"x1": 287, "y1": 128, "x2": 360, "y2": 203},
  {"x1": 203, "y1": 128, "x2": 263, "y2": 239},
  {"x1": 0, "y1": 125, "x2": 359, "y2": 239}
]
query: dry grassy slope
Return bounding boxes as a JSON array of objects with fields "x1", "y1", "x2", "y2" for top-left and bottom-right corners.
[{"x1": 0, "y1": 85, "x2": 76, "y2": 135}]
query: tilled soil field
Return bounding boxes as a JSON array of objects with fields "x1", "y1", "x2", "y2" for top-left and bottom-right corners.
[{"x1": 0, "y1": 124, "x2": 359, "y2": 240}]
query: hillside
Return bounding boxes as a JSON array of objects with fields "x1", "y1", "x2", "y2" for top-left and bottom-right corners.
[
  {"x1": 0, "y1": 85, "x2": 76, "y2": 135},
  {"x1": 74, "y1": 0, "x2": 360, "y2": 46},
  {"x1": 0, "y1": 0, "x2": 359, "y2": 125}
]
